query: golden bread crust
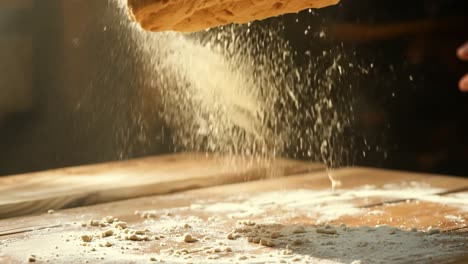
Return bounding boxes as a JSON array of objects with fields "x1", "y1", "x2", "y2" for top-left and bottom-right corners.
[{"x1": 128, "y1": 0, "x2": 340, "y2": 32}]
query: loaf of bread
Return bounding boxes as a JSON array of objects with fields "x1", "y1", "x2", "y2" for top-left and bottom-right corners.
[{"x1": 127, "y1": 0, "x2": 340, "y2": 32}]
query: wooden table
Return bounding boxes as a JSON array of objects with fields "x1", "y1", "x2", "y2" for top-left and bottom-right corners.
[{"x1": 0, "y1": 153, "x2": 467, "y2": 263}]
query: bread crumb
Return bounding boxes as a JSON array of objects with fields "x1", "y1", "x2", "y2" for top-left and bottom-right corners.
[
  {"x1": 47, "y1": 210, "x2": 55, "y2": 214},
  {"x1": 183, "y1": 234, "x2": 198, "y2": 243},
  {"x1": 114, "y1": 221, "x2": 127, "y2": 229},
  {"x1": 270, "y1": 232, "x2": 280, "y2": 238},
  {"x1": 133, "y1": 230, "x2": 145, "y2": 235},
  {"x1": 141, "y1": 211, "x2": 157, "y2": 219},
  {"x1": 161, "y1": 248, "x2": 174, "y2": 254},
  {"x1": 227, "y1": 232, "x2": 236, "y2": 240},
  {"x1": 238, "y1": 220, "x2": 256, "y2": 226},
  {"x1": 224, "y1": 247, "x2": 232, "y2": 252},
  {"x1": 316, "y1": 228, "x2": 337, "y2": 235},
  {"x1": 101, "y1": 229, "x2": 114, "y2": 237},
  {"x1": 293, "y1": 239, "x2": 303, "y2": 245},
  {"x1": 126, "y1": 234, "x2": 143, "y2": 241},
  {"x1": 427, "y1": 228, "x2": 440, "y2": 235},
  {"x1": 238, "y1": 255, "x2": 248, "y2": 260},
  {"x1": 81, "y1": 235, "x2": 92, "y2": 242},
  {"x1": 259, "y1": 238, "x2": 269, "y2": 246},
  {"x1": 28, "y1": 255, "x2": 36, "y2": 262},
  {"x1": 150, "y1": 257, "x2": 157, "y2": 261},
  {"x1": 104, "y1": 216, "x2": 115, "y2": 223},
  {"x1": 292, "y1": 227, "x2": 306, "y2": 234},
  {"x1": 89, "y1": 220, "x2": 100, "y2": 226},
  {"x1": 174, "y1": 248, "x2": 189, "y2": 255},
  {"x1": 279, "y1": 249, "x2": 294, "y2": 255}
]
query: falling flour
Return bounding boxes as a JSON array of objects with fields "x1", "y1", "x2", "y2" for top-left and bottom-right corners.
[{"x1": 92, "y1": 0, "x2": 362, "y2": 174}]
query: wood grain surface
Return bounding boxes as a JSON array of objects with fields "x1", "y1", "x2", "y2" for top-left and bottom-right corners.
[
  {"x1": 0, "y1": 153, "x2": 323, "y2": 219},
  {"x1": 0, "y1": 166, "x2": 467, "y2": 263}
]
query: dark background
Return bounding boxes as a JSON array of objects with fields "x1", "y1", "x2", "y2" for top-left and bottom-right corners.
[{"x1": 0, "y1": 0, "x2": 467, "y2": 177}]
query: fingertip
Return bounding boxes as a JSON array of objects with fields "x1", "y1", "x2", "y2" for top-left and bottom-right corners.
[
  {"x1": 459, "y1": 74, "x2": 468, "y2": 92},
  {"x1": 457, "y1": 42, "x2": 468, "y2": 60}
]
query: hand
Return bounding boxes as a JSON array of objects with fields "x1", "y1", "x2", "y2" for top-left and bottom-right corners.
[{"x1": 457, "y1": 41, "x2": 468, "y2": 92}]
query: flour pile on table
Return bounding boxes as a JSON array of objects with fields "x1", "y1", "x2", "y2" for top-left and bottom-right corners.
[
  {"x1": 6, "y1": 214, "x2": 465, "y2": 264},
  {"x1": 2, "y1": 182, "x2": 467, "y2": 264},
  {"x1": 194, "y1": 182, "x2": 468, "y2": 223}
]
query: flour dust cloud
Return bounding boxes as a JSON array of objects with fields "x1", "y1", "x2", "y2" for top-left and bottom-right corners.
[{"x1": 109, "y1": 0, "x2": 360, "y2": 169}]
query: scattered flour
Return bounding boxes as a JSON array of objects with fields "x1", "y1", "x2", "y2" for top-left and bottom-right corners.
[
  {"x1": 187, "y1": 182, "x2": 464, "y2": 223},
  {"x1": 2, "y1": 182, "x2": 466, "y2": 263}
]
